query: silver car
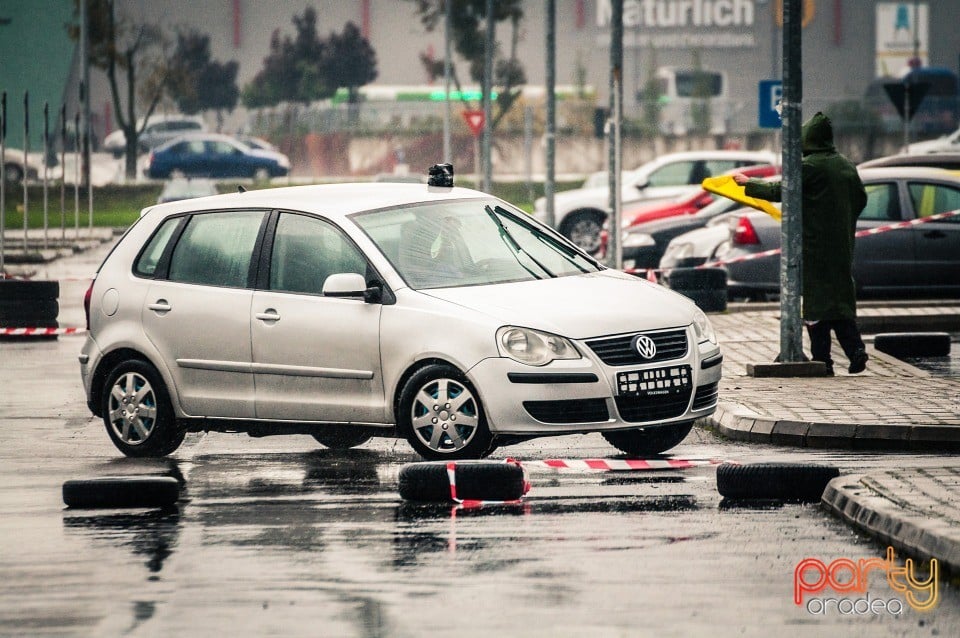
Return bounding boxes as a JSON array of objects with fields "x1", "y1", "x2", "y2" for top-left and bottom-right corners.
[{"x1": 80, "y1": 174, "x2": 721, "y2": 460}]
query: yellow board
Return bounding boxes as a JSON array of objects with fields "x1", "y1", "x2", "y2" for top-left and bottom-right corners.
[{"x1": 701, "y1": 175, "x2": 782, "y2": 221}]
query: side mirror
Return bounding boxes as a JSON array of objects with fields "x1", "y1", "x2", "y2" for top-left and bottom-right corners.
[
  {"x1": 322, "y1": 273, "x2": 367, "y2": 298},
  {"x1": 634, "y1": 178, "x2": 649, "y2": 191}
]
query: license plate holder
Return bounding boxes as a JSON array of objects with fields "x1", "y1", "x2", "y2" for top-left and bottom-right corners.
[{"x1": 617, "y1": 366, "x2": 691, "y2": 397}]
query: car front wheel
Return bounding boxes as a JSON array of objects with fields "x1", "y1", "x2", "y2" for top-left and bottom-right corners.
[
  {"x1": 102, "y1": 360, "x2": 185, "y2": 457},
  {"x1": 398, "y1": 364, "x2": 495, "y2": 460},
  {"x1": 601, "y1": 422, "x2": 693, "y2": 456}
]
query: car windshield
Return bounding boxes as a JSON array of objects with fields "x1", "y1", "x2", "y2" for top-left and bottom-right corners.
[{"x1": 353, "y1": 199, "x2": 602, "y2": 289}]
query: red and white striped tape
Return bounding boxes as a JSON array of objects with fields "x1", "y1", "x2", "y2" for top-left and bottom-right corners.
[
  {"x1": 0, "y1": 327, "x2": 86, "y2": 336},
  {"x1": 446, "y1": 458, "x2": 531, "y2": 509},
  {"x1": 524, "y1": 458, "x2": 721, "y2": 471},
  {"x1": 698, "y1": 209, "x2": 960, "y2": 269}
]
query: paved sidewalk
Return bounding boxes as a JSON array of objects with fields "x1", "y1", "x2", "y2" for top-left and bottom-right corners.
[{"x1": 710, "y1": 302, "x2": 960, "y2": 574}]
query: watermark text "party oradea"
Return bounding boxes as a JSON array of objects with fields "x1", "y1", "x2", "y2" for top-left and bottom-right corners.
[{"x1": 795, "y1": 547, "x2": 939, "y2": 616}]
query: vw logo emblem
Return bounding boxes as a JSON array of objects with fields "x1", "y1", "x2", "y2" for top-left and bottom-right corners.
[{"x1": 633, "y1": 334, "x2": 657, "y2": 359}]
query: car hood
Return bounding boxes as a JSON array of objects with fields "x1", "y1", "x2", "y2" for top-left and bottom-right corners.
[{"x1": 421, "y1": 270, "x2": 695, "y2": 340}]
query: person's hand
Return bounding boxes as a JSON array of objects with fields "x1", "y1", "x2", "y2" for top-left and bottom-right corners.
[{"x1": 732, "y1": 172, "x2": 749, "y2": 186}]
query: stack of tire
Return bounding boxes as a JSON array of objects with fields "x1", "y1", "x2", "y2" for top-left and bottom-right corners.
[
  {"x1": 665, "y1": 267, "x2": 727, "y2": 313},
  {"x1": 0, "y1": 280, "x2": 59, "y2": 340}
]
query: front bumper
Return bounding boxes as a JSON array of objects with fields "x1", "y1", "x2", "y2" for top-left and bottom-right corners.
[{"x1": 467, "y1": 325, "x2": 722, "y2": 436}]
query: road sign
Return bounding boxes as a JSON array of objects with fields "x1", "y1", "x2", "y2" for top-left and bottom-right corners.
[
  {"x1": 758, "y1": 80, "x2": 782, "y2": 129},
  {"x1": 463, "y1": 110, "x2": 485, "y2": 137},
  {"x1": 883, "y1": 81, "x2": 931, "y2": 121}
]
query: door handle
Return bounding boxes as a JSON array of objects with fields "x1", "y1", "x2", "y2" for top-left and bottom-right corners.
[
  {"x1": 255, "y1": 309, "x2": 281, "y2": 322},
  {"x1": 147, "y1": 300, "x2": 172, "y2": 312},
  {"x1": 923, "y1": 230, "x2": 946, "y2": 239}
]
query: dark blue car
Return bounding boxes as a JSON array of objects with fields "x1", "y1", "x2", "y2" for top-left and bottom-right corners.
[{"x1": 145, "y1": 133, "x2": 290, "y2": 180}]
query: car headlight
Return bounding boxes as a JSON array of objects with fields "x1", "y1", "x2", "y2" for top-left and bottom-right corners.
[
  {"x1": 497, "y1": 326, "x2": 581, "y2": 366},
  {"x1": 622, "y1": 232, "x2": 655, "y2": 249},
  {"x1": 664, "y1": 242, "x2": 693, "y2": 260},
  {"x1": 691, "y1": 308, "x2": 718, "y2": 345}
]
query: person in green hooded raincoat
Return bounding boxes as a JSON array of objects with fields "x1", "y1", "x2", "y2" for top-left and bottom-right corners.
[{"x1": 733, "y1": 112, "x2": 868, "y2": 375}]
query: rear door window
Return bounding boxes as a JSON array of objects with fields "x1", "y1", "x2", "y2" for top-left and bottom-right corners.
[
  {"x1": 168, "y1": 211, "x2": 265, "y2": 288},
  {"x1": 860, "y1": 183, "x2": 900, "y2": 221}
]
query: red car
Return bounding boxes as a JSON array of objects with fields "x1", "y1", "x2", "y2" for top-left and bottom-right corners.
[{"x1": 623, "y1": 163, "x2": 780, "y2": 227}]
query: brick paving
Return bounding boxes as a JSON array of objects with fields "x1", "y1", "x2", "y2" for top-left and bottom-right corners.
[{"x1": 712, "y1": 302, "x2": 960, "y2": 574}]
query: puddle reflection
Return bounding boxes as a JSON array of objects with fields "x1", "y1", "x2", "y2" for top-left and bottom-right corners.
[{"x1": 63, "y1": 507, "x2": 182, "y2": 573}]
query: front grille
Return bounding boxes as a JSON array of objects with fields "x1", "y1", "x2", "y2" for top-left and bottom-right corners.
[
  {"x1": 614, "y1": 389, "x2": 692, "y2": 423},
  {"x1": 523, "y1": 399, "x2": 609, "y2": 424},
  {"x1": 692, "y1": 382, "x2": 719, "y2": 410},
  {"x1": 586, "y1": 328, "x2": 688, "y2": 366}
]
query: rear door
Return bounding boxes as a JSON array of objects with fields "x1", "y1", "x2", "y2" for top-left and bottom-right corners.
[
  {"x1": 251, "y1": 212, "x2": 386, "y2": 424},
  {"x1": 141, "y1": 209, "x2": 267, "y2": 418},
  {"x1": 904, "y1": 179, "x2": 960, "y2": 292}
]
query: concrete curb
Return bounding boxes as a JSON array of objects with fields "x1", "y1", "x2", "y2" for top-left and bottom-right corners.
[
  {"x1": 710, "y1": 402, "x2": 960, "y2": 451},
  {"x1": 821, "y1": 472, "x2": 960, "y2": 576}
]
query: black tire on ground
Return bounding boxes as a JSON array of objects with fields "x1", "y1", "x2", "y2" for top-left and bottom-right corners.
[
  {"x1": 666, "y1": 268, "x2": 727, "y2": 312},
  {"x1": 716, "y1": 462, "x2": 840, "y2": 502},
  {"x1": 311, "y1": 426, "x2": 372, "y2": 450},
  {"x1": 397, "y1": 363, "x2": 495, "y2": 460},
  {"x1": 62, "y1": 476, "x2": 180, "y2": 509},
  {"x1": 101, "y1": 359, "x2": 186, "y2": 457},
  {"x1": 0, "y1": 280, "x2": 60, "y2": 301},
  {"x1": 0, "y1": 319, "x2": 59, "y2": 341},
  {"x1": 601, "y1": 422, "x2": 693, "y2": 456},
  {"x1": 873, "y1": 332, "x2": 951, "y2": 359},
  {"x1": 0, "y1": 298, "x2": 59, "y2": 322},
  {"x1": 398, "y1": 460, "x2": 526, "y2": 502}
]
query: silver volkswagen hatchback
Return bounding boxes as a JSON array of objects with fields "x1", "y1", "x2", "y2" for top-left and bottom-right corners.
[{"x1": 80, "y1": 167, "x2": 721, "y2": 460}]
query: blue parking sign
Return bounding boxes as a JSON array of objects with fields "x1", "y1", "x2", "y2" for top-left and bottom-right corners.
[{"x1": 759, "y1": 80, "x2": 783, "y2": 129}]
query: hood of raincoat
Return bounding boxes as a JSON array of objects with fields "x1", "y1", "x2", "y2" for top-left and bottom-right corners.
[{"x1": 801, "y1": 111, "x2": 836, "y2": 156}]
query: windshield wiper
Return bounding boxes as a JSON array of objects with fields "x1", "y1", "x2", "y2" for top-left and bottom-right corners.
[
  {"x1": 491, "y1": 205, "x2": 592, "y2": 273},
  {"x1": 484, "y1": 205, "x2": 555, "y2": 278}
]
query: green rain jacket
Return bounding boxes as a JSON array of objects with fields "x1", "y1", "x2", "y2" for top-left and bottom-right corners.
[{"x1": 744, "y1": 112, "x2": 867, "y2": 320}]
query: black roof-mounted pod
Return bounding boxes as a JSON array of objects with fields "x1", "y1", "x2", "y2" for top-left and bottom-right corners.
[{"x1": 428, "y1": 163, "x2": 454, "y2": 188}]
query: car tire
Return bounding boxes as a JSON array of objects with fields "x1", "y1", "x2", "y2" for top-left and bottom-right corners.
[
  {"x1": 601, "y1": 422, "x2": 693, "y2": 456},
  {"x1": 873, "y1": 332, "x2": 951, "y2": 359},
  {"x1": 101, "y1": 360, "x2": 186, "y2": 458},
  {"x1": 3, "y1": 162, "x2": 24, "y2": 185},
  {"x1": 398, "y1": 460, "x2": 526, "y2": 502},
  {"x1": 397, "y1": 364, "x2": 495, "y2": 460},
  {"x1": 0, "y1": 298, "x2": 59, "y2": 323},
  {"x1": 0, "y1": 280, "x2": 59, "y2": 301},
  {"x1": 715, "y1": 462, "x2": 840, "y2": 502},
  {"x1": 62, "y1": 476, "x2": 180, "y2": 509},
  {"x1": 311, "y1": 426, "x2": 372, "y2": 450},
  {"x1": 560, "y1": 210, "x2": 605, "y2": 256},
  {"x1": 253, "y1": 168, "x2": 271, "y2": 183}
]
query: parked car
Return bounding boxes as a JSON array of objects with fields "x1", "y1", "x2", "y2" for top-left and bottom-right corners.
[
  {"x1": 1, "y1": 148, "x2": 43, "y2": 185},
  {"x1": 103, "y1": 114, "x2": 207, "y2": 158},
  {"x1": 532, "y1": 150, "x2": 777, "y2": 255},
  {"x1": 144, "y1": 133, "x2": 291, "y2": 180},
  {"x1": 80, "y1": 168, "x2": 721, "y2": 461},
  {"x1": 156, "y1": 178, "x2": 218, "y2": 204},
  {"x1": 714, "y1": 167, "x2": 960, "y2": 298},
  {"x1": 904, "y1": 127, "x2": 960, "y2": 154},
  {"x1": 659, "y1": 207, "x2": 758, "y2": 270},
  {"x1": 858, "y1": 152, "x2": 960, "y2": 170}
]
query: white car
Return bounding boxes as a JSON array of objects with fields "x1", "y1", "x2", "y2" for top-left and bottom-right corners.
[
  {"x1": 103, "y1": 114, "x2": 207, "y2": 157},
  {"x1": 80, "y1": 166, "x2": 722, "y2": 461},
  {"x1": 533, "y1": 150, "x2": 777, "y2": 255},
  {"x1": 904, "y1": 127, "x2": 960, "y2": 154},
  {"x1": 2, "y1": 148, "x2": 46, "y2": 184}
]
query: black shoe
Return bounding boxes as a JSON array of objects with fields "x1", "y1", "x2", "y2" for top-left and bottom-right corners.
[{"x1": 848, "y1": 351, "x2": 868, "y2": 374}]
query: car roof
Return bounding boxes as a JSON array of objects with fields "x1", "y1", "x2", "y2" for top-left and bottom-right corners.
[
  {"x1": 858, "y1": 153, "x2": 960, "y2": 169},
  {"x1": 141, "y1": 183, "x2": 492, "y2": 220},
  {"x1": 858, "y1": 165, "x2": 960, "y2": 181}
]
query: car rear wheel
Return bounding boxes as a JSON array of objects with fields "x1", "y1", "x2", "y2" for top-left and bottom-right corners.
[
  {"x1": 253, "y1": 167, "x2": 271, "y2": 182},
  {"x1": 398, "y1": 364, "x2": 495, "y2": 460},
  {"x1": 601, "y1": 422, "x2": 693, "y2": 456},
  {"x1": 102, "y1": 360, "x2": 185, "y2": 457},
  {"x1": 561, "y1": 210, "x2": 604, "y2": 255},
  {"x1": 311, "y1": 426, "x2": 372, "y2": 450},
  {"x1": 3, "y1": 162, "x2": 24, "y2": 185}
]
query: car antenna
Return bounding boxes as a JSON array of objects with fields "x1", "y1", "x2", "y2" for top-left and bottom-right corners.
[{"x1": 237, "y1": 185, "x2": 246, "y2": 193}]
